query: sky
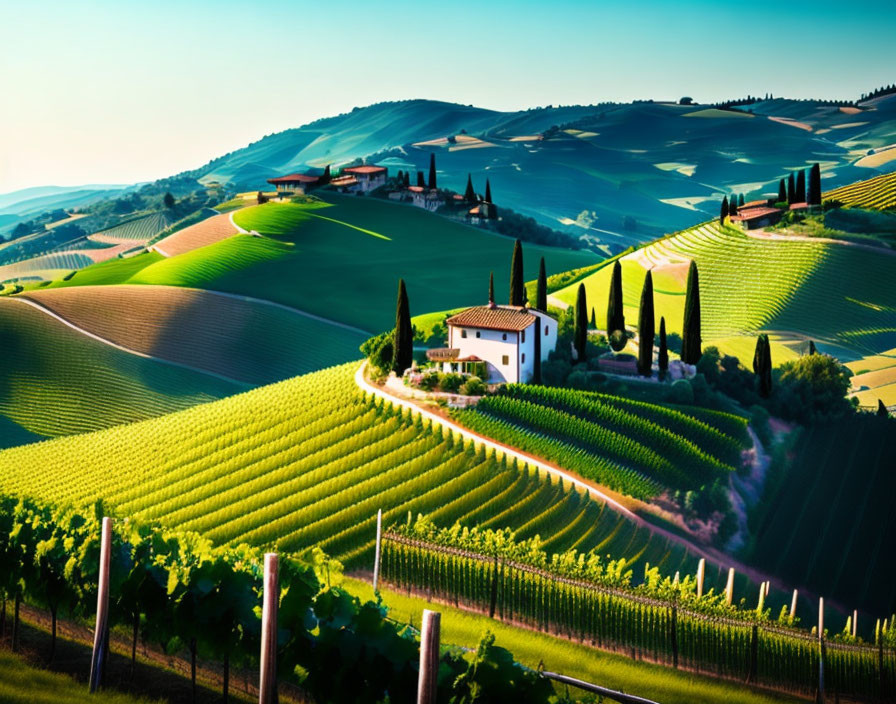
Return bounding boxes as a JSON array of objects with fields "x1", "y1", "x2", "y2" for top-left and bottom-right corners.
[{"x1": 1, "y1": 0, "x2": 894, "y2": 194}]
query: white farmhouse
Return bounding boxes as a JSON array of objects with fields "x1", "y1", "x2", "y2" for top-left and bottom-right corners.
[{"x1": 426, "y1": 303, "x2": 558, "y2": 384}]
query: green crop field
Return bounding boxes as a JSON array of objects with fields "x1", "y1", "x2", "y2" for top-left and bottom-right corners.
[
  {"x1": 88, "y1": 211, "x2": 176, "y2": 242},
  {"x1": 824, "y1": 170, "x2": 896, "y2": 210},
  {"x1": 0, "y1": 362, "x2": 756, "y2": 604},
  {"x1": 749, "y1": 414, "x2": 896, "y2": 616},
  {"x1": 0, "y1": 298, "x2": 241, "y2": 444},
  {"x1": 43, "y1": 196, "x2": 597, "y2": 335},
  {"x1": 553, "y1": 220, "x2": 896, "y2": 361}
]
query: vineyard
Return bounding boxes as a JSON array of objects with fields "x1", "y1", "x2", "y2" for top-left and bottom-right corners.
[
  {"x1": 382, "y1": 519, "x2": 896, "y2": 701},
  {"x1": 553, "y1": 220, "x2": 896, "y2": 359},
  {"x1": 87, "y1": 211, "x2": 176, "y2": 244},
  {"x1": 823, "y1": 170, "x2": 896, "y2": 210},
  {"x1": 750, "y1": 415, "x2": 896, "y2": 616},
  {"x1": 0, "y1": 298, "x2": 240, "y2": 442},
  {"x1": 455, "y1": 384, "x2": 748, "y2": 498},
  {"x1": 21, "y1": 285, "x2": 367, "y2": 386},
  {"x1": 0, "y1": 251, "x2": 95, "y2": 283}
]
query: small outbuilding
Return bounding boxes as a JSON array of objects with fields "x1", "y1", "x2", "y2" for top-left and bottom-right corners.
[
  {"x1": 341, "y1": 165, "x2": 388, "y2": 192},
  {"x1": 266, "y1": 173, "x2": 319, "y2": 196}
]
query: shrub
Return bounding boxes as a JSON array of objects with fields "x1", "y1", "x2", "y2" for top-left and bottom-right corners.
[
  {"x1": 670, "y1": 379, "x2": 695, "y2": 405},
  {"x1": 608, "y1": 329, "x2": 627, "y2": 352},
  {"x1": 418, "y1": 370, "x2": 440, "y2": 391},
  {"x1": 438, "y1": 373, "x2": 464, "y2": 393},
  {"x1": 460, "y1": 376, "x2": 486, "y2": 396}
]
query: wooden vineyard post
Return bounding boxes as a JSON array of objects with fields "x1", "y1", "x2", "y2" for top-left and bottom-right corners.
[
  {"x1": 696, "y1": 558, "x2": 705, "y2": 598},
  {"x1": 89, "y1": 517, "x2": 113, "y2": 693},
  {"x1": 852, "y1": 609, "x2": 857, "y2": 638},
  {"x1": 417, "y1": 609, "x2": 440, "y2": 704},
  {"x1": 725, "y1": 567, "x2": 735, "y2": 605},
  {"x1": 670, "y1": 605, "x2": 679, "y2": 669},
  {"x1": 488, "y1": 555, "x2": 499, "y2": 619},
  {"x1": 817, "y1": 597, "x2": 825, "y2": 704},
  {"x1": 790, "y1": 589, "x2": 799, "y2": 621},
  {"x1": 373, "y1": 509, "x2": 383, "y2": 592},
  {"x1": 258, "y1": 553, "x2": 279, "y2": 704}
]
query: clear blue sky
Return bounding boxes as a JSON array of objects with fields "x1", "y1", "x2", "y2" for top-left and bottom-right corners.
[{"x1": 1, "y1": 0, "x2": 893, "y2": 193}]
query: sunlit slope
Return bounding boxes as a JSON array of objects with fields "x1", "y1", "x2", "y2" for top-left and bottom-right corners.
[
  {"x1": 0, "y1": 298, "x2": 241, "y2": 442},
  {"x1": 0, "y1": 363, "x2": 746, "y2": 598},
  {"x1": 824, "y1": 170, "x2": 896, "y2": 210},
  {"x1": 22, "y1": 285, "x2": 367, "y2": 386},
  {"x1": 554, "y1": 221, "x2": 896, "y2": 361}
]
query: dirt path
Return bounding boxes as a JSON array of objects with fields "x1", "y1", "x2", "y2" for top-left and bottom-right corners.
[{"x1": 747, "y1": 227, "x2": 896, "y2": 256}]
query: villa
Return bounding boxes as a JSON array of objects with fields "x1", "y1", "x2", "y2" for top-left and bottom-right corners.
[
  {"x1": 341, "y1": 165, "x2": 388, "y2": 192},
  {"x1": 266, "y1": 173, "x2": 319, "y2": 196},
  {"x1": 426, "y1": 303, "x2": 557, "y2": 384}
]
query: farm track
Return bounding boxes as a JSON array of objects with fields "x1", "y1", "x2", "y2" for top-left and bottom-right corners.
[{"x1": 355, "y1": 362, "x2": 830, "y2": 609}]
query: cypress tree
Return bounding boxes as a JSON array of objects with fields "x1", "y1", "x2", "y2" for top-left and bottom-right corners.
[
  {"x1": 321, "y1": 164, "x2": 331, "y2": 184},
  {"x1": 752, "y1": 334, "x2": 773, "y2": 398},
  {"x1": 637, "y1": 271, "x2": 655, "y2": 377},
  {"x1": 606, "y1": 260, "x2": 624, "y2": 335},
  {"x1": 428, "y1": 153, "x2": 437, "y2": 189},
  {"x1": 787, "y1": 172, "x2": 796, "y2": 204},
  {"x1": 536, "y1": 257, "x2": 547, "y2": 310},
  {"x1": 658, "y1": 316, "x2": 669, "y2": 375},
  {"x1": 878, "y1": 399, "x2": 889, "y2": 418},
  {"x1": 488, "y1": 271, "x2": 495, "y2": 304},
  {"x1": 778, "y1": 179, "x2": 787, "y2": 203},
  {"x1": 417, "y1": 171, "x2": 425, "y2": 187},
  {"x1": 509, "y1": 239, "x2": 524, "y2": 306},
  {"x1": 485, "y1": 179, "x2": 492, "y2": 203},
  {"x1": 574, "y1": 283, "x2": 588, "y2": 362},
  {"x1": 739, "y1": 193, "x2": 745, "y2": 207},
  {"x1": 796, "y1": 169, "x2": 806, "y2": 202},
  {"x1": 404, "y1": 171, "x2": 411, "y2": 187},
  {"x1": 590, "y1": 308, "x2": 596, "y2": 328},
  {"x1": 728, "y1": 196, "x2": 737, "y2": 216},
  {"x1": 681, "y1": 260, "x2": 702, "y2": 364},
  {"x1": 392, "y1": 279, "x2": 413, "y2": 375},
  {"x1": 808, "y1": 339, "x2": 817, "y2": 355},
  {"x1": 464, "y1": 174, "x2": 476, "y2": 202},
  {"x1": 720, "y1": 196, "x2": 729, "y2": 226},
  {"x1": 808, "y1": 163, "x2": 822, "y2": 205}
]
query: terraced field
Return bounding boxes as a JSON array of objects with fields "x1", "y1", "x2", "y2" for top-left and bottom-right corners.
[
  {"x1": 0, "y1": 251, "x2": 94, "y2": 283},
  {"x1": 554, "y1": 221, "x2": 896, "y2": 361},
  {"x1": 151, "y1": 211, "x2": 239, "y2": 257},
  {"x1": 0, "y1": 297, "x2": 241, "y2": 443},
  {"x1": 22, "y1": 285, "x2": 367, "y2": 386},
  {"x1": 87, "y1": 211, "x2": 176, "y2": 244},
  {"x1": 824, "y1": 170, "x2": 896, "y2": 210},
  {"x1": 0, "y1": 362, "x2": 756, "y2": 604}
]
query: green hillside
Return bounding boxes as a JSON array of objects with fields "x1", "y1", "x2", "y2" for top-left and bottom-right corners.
[
  {"x1": 0, "y1": 298, "x2": 242, "y2": 444},
  {"x1": 824, "y1": 169, "x2": 896, "y2": 210},
  {"x1": 41, "y1": 196, "x2": 596, "y2": 334}
]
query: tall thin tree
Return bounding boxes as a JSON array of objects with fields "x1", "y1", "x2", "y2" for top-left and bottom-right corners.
[
  {"x1": 392, "y1": 279, "x2": 413, "y2": 375},
  {"x1": 738, "y1": 193, "x2": 745, "y2": 207},
  {"x1": 488, "y1": 271, "x2": 495, "y2": 304},
  {"x1": 787, "y1": 172, "x2": 796, "y2": 204},
  {"x1": 720, "y1": 196, "x2": 729, "y2": 226},
  {"x1": 428, "y1": 153, "x2": 437, "y2": 189},
  {"x1": 778, "y1": 179, "x2": 787, "y2": 203},
  {"x1": 808, "y1": 163, "x2": 822, "y2": 205},
  {"x1": 752, "y1": 334, "x2": 773, "y2": 398},
  {"x1": 606, "y1": 260, "x2": 625, "y2": 335},
  {"x1": 484, "y1": 179, "x2": 492, "y2": 203},
  {"x1": 464, "y1": 174, "x2": 476, "y2": 202},
  {"x1": 658, "y1": 316, "x2": 669, "y2": 376},
  {"x1": 637, "y1": 271, "x2": 655, "y2": 377},
  {"x1": 681, "y1": 260, "x2": 702, "y2": 364},
  {"x1": 796, "y1": 169, "x2": 806, "y2": 203},
  {"x1": 417, "y1": 171, "x2": 425, "y2": 187},
  {"x1": 536, "y1": 257, "x2": 547, "y2": 310},
  {"x1": 878, "y1": 399, "x2": 889, "y2": 418},
  {"x1": 574, "y1": 283, "x2": 588, "y2": 362},
  {"x1": 509, "y1": 239, "x2": 524, "y2": 306}
]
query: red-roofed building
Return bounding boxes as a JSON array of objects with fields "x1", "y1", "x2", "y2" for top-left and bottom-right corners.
[
  {"x1": 341, "y1": 165, "x2": 388, "y2": 192},
  {"x1": 789, "y1": 202, "x2": 809, "y2": 211},
  {"x1": 266, "y1": 173, "x2": 319, "y2": 196},
  {"x1": 730, "y1": 206, "x2": 783, "y2": 229}
]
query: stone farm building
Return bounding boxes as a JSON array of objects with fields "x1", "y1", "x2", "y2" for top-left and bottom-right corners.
[
  {"x1": 340, "y1": 165, "x2": 388, "y2": 193},
  {"x1": 730, "y1": 205, "x2": 783, "y2": 230},
  {"x1": 266, "y1": 173, "x2": 319, "y2": 196},
  {"x1": 427, "y1": 304, "x2": 557, "y2": 384}
]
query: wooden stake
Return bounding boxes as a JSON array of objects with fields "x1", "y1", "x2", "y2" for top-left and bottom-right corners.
[
  {"x1": 417, "y1": 610, "x2": 440, "y2": 704},
  {"x1": 817, "y1": 597, "x2": 825, "y2": 704},
  {"x1": 724, "y1": 567, "x2": 735, "y2": 605},
  {"x1": 852, "y1": 609, "x2": 857, "y2": 638},
  {"x1": 258, "y1": 553, "x2": 279, "y2": 704},
  {"x1": 373, "y1": 509, "x2": 383, "y2": 592},
  {"x1": 790, "y1": 589, "x2": 799, "y2": 620},
  {"x1": 696, "y1": 558, "x2": 705, "y2": 598},
  {"x1": 89, "y1": 517, "x2": 112, "y2": 693}
]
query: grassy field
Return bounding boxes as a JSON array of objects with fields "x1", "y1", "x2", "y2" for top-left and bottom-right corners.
[
  {"x1": 824, "y1": 170, "x2": 896, "y2": 210},
  {"x1": 345, "y1": 577, "x2": 800, "y2": 704},
  {"x1": 0, "y1": 297, "x2": 242, "y2": 443},
  {"x1": 553, "y1": 220, "x2": 896, "y2": 362},
  {"x1": 0, "y1": 363, "x2": 760, "y2": 605},
  {"x1": 21, "y1": 285, "x2": 367, "y2": 386},
  {"x1": 749, "y1": 414, "x2": 896, "y2": 616}
]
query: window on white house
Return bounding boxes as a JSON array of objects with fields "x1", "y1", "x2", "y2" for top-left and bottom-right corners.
[
  {"x1": 522, "y1": 354, "x2": 526, "y2": 363},
  {"x1": 545, "y1": 325, "x2": 549, "y2": 335},
  {"x1": 476, "y1": 331, "x2": 481, "y2": 338},
  {"x1": 461, "y1": 329, "x2": 467, "y2": 338},
  {"x1": 502, "y1": 355, "x2": 509, "y2": 365},
  {"x1": 502, "y1": 333, "x2": 507, "y2": 341},
  {"x1": 521, "y1": 330, "x2": 526, "y2": 343}
]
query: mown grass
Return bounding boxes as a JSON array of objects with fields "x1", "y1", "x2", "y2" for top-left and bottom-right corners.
[{"x1": 345, "y1": 577, "x2": 800, "y2": 704}]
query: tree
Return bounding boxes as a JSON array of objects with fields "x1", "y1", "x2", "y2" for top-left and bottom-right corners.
[
  {"x1": 321, "y1": 164, "x2": 331, "y2": 184},
  {"x1": 658, "y1": 316, "x2": 669, "y2": 376},
  {"x1": 878, "y1": 399, "x2": 889, "y2": 418},
  {"x1": 752, "y1": 334, "x2": 773, "y2": 398},
  {"x1": 417, "y1": 171, "x2": 425, "y2": 187},
  {"x1": 488, "y1": 271, "x2": 495, "y2": 304},
  {"x1": 808, "y1": 340, "x2": 817, "y2": 355},
  {"x1": 787, "y1": 173, "x2": 796, "y2": 204},
  {"x1": 256, "y1": 191, "x2": 267, "y2": 205},
  {"x1": 464, "y1": 174, "x2": 476, "y2": 202},
  {"x1": 778, "y1": 179, "x2": 787, "y2": 203},
  {"x1": 163, "y1": 192, "x2": 175, "y2": 209},
  {"x1": 774, "y1": 354, "x2": 854, "y2": 422},
  {"x1": 392, "y1": 279, "x2": 413, "y2": 375},
  {"x1": 637, "y1": 271, "x2": 655, "y2": 377},
  {"x1": 509, "y1": 239, "x2": 524, "y2": 306},
  {"x1": 574, "y1": 283, "x2": 588, "y2": 362},
  {"x1": 485, "y1": 179, "x2": 492, "y2": 204},
  {"x1": 720, "y1": 196, "x2": 729, "y2": 226},
  {"x1": 681, "y1": 260, "x2": 702, "y2": 364},
  {"x1": 796, "y1": 169, "x2": 806, "y2": 202},
  {"x1": 738, "y1": 193, "x2": 745, "y2": 207},
  {"x1": 808, "y1": 163, "x2": 822, "y2": 205},
  {"x1": 606, "y1": 260, "x2": 624, "y2": 335},
  {"x1": 404, "y1": 171, "x2": 410, "y2": 187},
  {"x1": 535, "y1": 257, "x2": 547, "y2": 310},
  {"x1": 590, "y1": 308, "x2": 596, "y2": 328},
  {"x1": 728, "y1": 196, "x2": 737, "y2": 216},
  {"x1": 428, "y1": 153, "x2": 437, "y2": 189}
]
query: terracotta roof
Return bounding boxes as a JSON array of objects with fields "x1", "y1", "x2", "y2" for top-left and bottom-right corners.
[
  {"x1": 789, "y1": 202, "x2": 809, "y2": 210},
  {"x1": 742, "y1": 199, "x2": 770, "y2": 208},
  {"x1": 330, "y1": 175, "x2": 358, "y2": 186},
  {"x1": 267, "y1": 173, "x2": 318, "y2": 184},
  {"x1": 468, "y1": 206, "x2": 480, "y2": 215},
  {"x1": 408, "y1": 186, "x2": 424, "y2": 193},
  {"x1": 343, "y1": 165, "x2": 386, "y2": 175},
  {"x1": 731, "y1": 206, "x2": 781, "y2": 221},
  {"x1": 447, "y1": 306, "x2": 536, "y2": 332}
]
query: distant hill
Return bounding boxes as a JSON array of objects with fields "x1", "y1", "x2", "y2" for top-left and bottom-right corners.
[
  {"x1": 186, "y1": 96, "x2": 896, "y2": 250},
  {"x1": 0, "y1": 184, "x2": 131, "y2": 236}
]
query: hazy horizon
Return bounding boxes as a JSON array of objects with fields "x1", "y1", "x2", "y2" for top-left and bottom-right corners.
[{"x1": 2, "y1": 0, "x2": 894, "y2": 194}]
